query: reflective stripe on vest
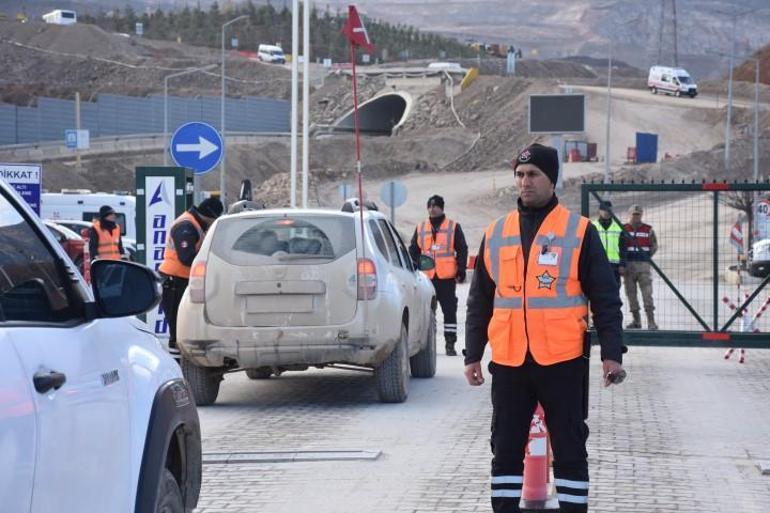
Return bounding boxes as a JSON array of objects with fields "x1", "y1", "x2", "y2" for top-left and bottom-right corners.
[
  {"x1": 158, "y1": 212, "x2": 203, "y2": 279},
  {"x1": 417, "y1": 218, "x2": 458, "y2": 279},
  {"x1": 624, "y1": 223, "x2": 652, "y2": 261},
  {"x1": 592, "y1": 219, "x2": 622, "y2": 264},
  {"x1": 483, "y1": 205, "x2": 589, "y2": 366},
  {"x1": 93, "y1": 220, "x2": 121, "y2": 260}
]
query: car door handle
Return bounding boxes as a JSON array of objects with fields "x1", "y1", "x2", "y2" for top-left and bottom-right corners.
[{"x1": 33, "y1": 370, "x2": 67, "y2": 394}]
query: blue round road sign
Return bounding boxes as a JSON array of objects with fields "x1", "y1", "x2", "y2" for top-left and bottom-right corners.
[{"x1": 169, "y1": 122, "x2": 224, "y2": 175}]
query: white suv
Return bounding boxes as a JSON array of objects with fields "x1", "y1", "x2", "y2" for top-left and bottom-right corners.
[
  {"x1": 177, "y1": 205, "x2": 438, "y2": 404},
  {"x1": 0, "y1": 181, "x2": 201, "y2": 512}
]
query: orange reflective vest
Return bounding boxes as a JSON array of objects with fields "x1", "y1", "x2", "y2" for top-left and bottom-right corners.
[
  {"x1": 159, "y1": 212, "x2": 203, "y2": 279},
  {"x1": 482, "y1": 204, "x2": 589, "y2": 366},
  {"x1": 93, "y1": 220, "x2": 121, "y2": 260},
  {"x1": 417, "y1": 217, "x2": 458, "y2": 280}
]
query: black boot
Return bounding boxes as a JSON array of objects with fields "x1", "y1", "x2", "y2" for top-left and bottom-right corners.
[{"x1": 445, "y1": 334, "x2": 457, "y2": 356}]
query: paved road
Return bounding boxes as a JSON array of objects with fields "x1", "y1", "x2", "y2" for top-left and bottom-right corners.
[{"x1": 194, "y1": 283, "x2": 770, "y2": 513}]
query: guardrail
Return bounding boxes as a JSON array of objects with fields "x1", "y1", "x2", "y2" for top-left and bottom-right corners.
[{"x1": 0, "y1": 132, "x2": 290, "y2": 161}]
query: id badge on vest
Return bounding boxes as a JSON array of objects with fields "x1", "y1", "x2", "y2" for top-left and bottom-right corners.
[
  {"x1": 538, "y1": 251, "x2": 559, "y2": 266},
  {"x1": 431, "y1": 244, "x2": 442, "y2": 251}
]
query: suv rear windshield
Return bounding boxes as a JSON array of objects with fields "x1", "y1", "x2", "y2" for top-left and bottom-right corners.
[{"x1": 212, "y1": 215, "x2": 355, "y2": 265}]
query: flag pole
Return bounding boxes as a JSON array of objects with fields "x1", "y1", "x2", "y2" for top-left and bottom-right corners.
[{"x1": 350, "y1": 39, "x2": 368, "y2": 334}]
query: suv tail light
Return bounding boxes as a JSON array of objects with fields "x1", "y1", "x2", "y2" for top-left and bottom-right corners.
[
  {"x1": 357, "y1": 258, "x2": 377, "y2": 300},
  {"x1": 189, "y1": 261, "x2": 207, "y2": 303}
]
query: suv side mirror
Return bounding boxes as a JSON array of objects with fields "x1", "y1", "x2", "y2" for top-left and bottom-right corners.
[
  {"x1": 91, "y1": 260, "x2": 161, "y2": 318},
  {"x1": 418, "y1": 255, "x2": 435, "y2": 271}
]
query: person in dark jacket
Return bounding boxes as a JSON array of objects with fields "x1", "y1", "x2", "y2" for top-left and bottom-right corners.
[
  {"x1": 464, "y1": 143, "x2": 625, "y2": 513},
  {"x1": 159, "y1": 197, "x2": 224, "y2": 360},
  {"x1": 88, "y1": 205, "x2": 125, "y2": 261},
  {"x1": 409, "y1": 195, "x2": 469, "y2": 356}
]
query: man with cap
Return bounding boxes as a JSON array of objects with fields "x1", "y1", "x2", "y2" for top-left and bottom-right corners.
[
  {"x1": 465, "y1": 143, "x2": 625, "y2": 513},
  {"x1": 88, "y1": 205, "x2": 124, "y2": 261},
  {"x1": 159, "y1": 197, "x2": 224, "y2": 360},
  {"x1": 409, "y1": 194, "x2": 469, "y2": 356},
  {"x1": 623, "y1": 204, "x2": 659, "y2": 330},
  {"x1": 593, "y1": 200, "x2": 627, "y2": 290}
]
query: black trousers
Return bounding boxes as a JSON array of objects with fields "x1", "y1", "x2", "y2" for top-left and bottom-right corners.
[
  {"x1": 432, "y1": 278, "x2": 457, "y2": 342},
  {"x1": 610, "y1": 264, "x2": 622, "y2": 290},
  {"x1": 160, "y1": 275, "x2": 188, "y2": 351},
  {"x1": 490, "y1": 357, "x2": 589, "y2": 513}
]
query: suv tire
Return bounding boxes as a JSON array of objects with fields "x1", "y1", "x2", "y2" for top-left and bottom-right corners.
[
  {"x1": 181, "y1": 359, "x2": 221, "y2": 406},
  {"x1": 375, "y1": 323, "x2": 409, "y2": 403},
  {"x1": 154, "y1": 468, "x2": 184, "y2": 513},
  {"x1": 410, "y1": 310, "x2": 436, "y2": 378},
  {"x1": 245, "y1": 367, "x2": 272, "y2": 379}
]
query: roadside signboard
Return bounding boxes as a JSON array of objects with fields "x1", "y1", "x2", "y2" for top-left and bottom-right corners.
[
  {"x1": 169, "y1": 122, "x2": 224, "y2": 175},
  {"x1": 529, "y1": 94, "x2": 585, "y2": 133},
  {"x1": 379, "y1": 180, "x2": 407, "y2": 224},
  {"x1": 0, "y1": 163, "x2": 42, "y2": 214},
  {"x1": 65, "y1": 129, "x2": 90, "y2": 150}
]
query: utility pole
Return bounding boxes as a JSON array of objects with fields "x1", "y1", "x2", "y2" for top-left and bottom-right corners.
[
  {"x1": 725, "y1": 13, "x2": 736, "y2": 173},
  {"x1": 604, "y1": 44, "x2": 612, "y2": 183},
  {"x1": 290, "y1": 0, "x2": 299, "y2": 208},
  {"x1": 672, "y1": 0, "x2": 679, "y2": 66},
  {"x1": 75, "y1": 92, "x2": 81, "y2": 171}
]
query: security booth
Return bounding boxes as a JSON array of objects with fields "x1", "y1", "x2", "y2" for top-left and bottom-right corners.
[{"x1": 136, "y1": 166, "x2": 194, "y2": 340}]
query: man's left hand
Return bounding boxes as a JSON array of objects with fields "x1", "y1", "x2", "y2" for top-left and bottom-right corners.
[
  {"x1": 602, "y1": 360, "x2": 625, "y2": 387},
  {"x1": 456, "y1": 273, "x2": 466, "y2": 284}
]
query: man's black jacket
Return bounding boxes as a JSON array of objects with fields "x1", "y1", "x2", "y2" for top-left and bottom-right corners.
[
  {"x1": 465, "y1": 195, "x2": 624, "y2": 365},
  {"x1": 408, "y1": 214, "x2": 469, "y2": 280}
]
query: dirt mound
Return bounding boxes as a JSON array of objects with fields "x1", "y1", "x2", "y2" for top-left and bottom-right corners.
[
  {"x1": 734, "y1": 44, "x2": 770, "y2": 85},
  {"x1": 0, "y1": 20, "x2": 292, "y2": 104},
  {"x1": 399, "y1": 76, "x2": 554, "y2": 171},
  {"x1": 0, "y1": 20, "x2": 144, "y2": 61}
]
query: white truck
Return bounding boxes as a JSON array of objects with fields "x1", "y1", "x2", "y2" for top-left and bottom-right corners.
[
  {"x1": 42, "y1": 9, "x2": 77, "y2": 25},
  {"x1": 647, "y1": 66, "x2": 698, "y2": 98},
  {"x1": 257, "y1": 44, "x2": 287, "y2": 64},
  {"x1": 41, "y1": 190, "x2": 136, "y2": 240}
]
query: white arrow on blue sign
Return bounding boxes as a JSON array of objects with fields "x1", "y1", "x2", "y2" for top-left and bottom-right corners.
[{"x1": 169, "y1": 122, "x2": 224, "y2": 175}]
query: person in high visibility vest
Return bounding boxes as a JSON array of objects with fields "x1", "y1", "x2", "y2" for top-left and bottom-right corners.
[
  {"x1": 408, "y1": 194, "x2": 468, "y2": 356},
  {"x1": 464, "y1": 143, "x2": 625, "y2": 513},
  {"x1": 592, "y1": 200, "x2": 627, "y2": 290},
  {"x1": 159, "y1": 197, "x2": 223, "y2": 360},
  {"x1": 88, "y1": 205, "x2": 124, "y2": 261},
  {"x1": 623, "y1": 204, "x2": 659, "y2": 330}
]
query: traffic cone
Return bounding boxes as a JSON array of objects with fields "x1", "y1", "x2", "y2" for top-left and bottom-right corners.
[{"x1": 520, "y1": 404, "x2": 559, "y2": 512}]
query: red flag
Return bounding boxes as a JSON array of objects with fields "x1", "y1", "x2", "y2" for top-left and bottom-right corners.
[{"x1": 341, "y1": 5, "x2": 374, "y2": 53}]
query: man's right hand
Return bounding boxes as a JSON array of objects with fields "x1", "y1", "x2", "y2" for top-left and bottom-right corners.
[{"x1": 464, "y1": 362, "x2": 485, "y2": 386}]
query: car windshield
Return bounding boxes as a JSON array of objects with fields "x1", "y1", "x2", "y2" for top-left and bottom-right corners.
[
  {"x1": 211, "y1": 215, "x2": 355, "y2": 265},
  {"x1": 677, "y1": 75, "x2": 691, "y2": 84}
]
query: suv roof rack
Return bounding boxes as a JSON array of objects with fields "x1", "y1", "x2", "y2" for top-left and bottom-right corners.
[{"x1": 341, "y1": 197, "x2": 378, "y2": 212}]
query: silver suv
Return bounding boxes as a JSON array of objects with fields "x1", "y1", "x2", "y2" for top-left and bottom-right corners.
[{"x1": 177, "y1": 206, "x2": 437, "y2": 404}]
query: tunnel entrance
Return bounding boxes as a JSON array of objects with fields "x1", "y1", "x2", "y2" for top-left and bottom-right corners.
[{"x1": 333, "y1": 92, "x2": 411, "y2": 136}]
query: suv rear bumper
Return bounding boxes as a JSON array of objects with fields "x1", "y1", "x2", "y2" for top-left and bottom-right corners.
[{"x1": 177, "y1": 299, "x2": 402, "y2": 368}]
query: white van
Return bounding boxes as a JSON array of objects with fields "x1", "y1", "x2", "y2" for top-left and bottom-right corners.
[
  {"x1": 648, "y1": 66, "x2": 698, "y2": 98},
  {"x1": 42, "y1": 9, "x2": 77, "y2": 25},
  {"x1": 258, "y1": 44, "x2": 286, "y2": 64},
  {"x1": 41, "y1": 190, "x2": 136, "y2": 240}
]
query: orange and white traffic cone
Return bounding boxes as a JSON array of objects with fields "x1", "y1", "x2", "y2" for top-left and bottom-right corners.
[{"x1": 520, "y1": 404, "x2": 559, "y2": 512}]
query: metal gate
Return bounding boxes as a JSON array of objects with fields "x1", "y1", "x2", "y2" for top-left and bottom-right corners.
[{"x1": 581, "y1": 181, "x2": 770, "y2": 348}]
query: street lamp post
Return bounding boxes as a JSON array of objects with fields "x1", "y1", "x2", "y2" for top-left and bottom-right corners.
[
  {"x1": 604, "y1": 43, "x2": 612, "y2": 184},
  {"x1": 164, "y1": 64, "x2": 218, "y2": 199},
  {"x1": 221, "y1": 14, "x2": 249, "y2": 207}
]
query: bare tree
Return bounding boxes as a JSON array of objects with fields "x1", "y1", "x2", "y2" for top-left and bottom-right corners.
[{"x1": 722, "y1": 191, "x2": 755, "y2": 255}]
